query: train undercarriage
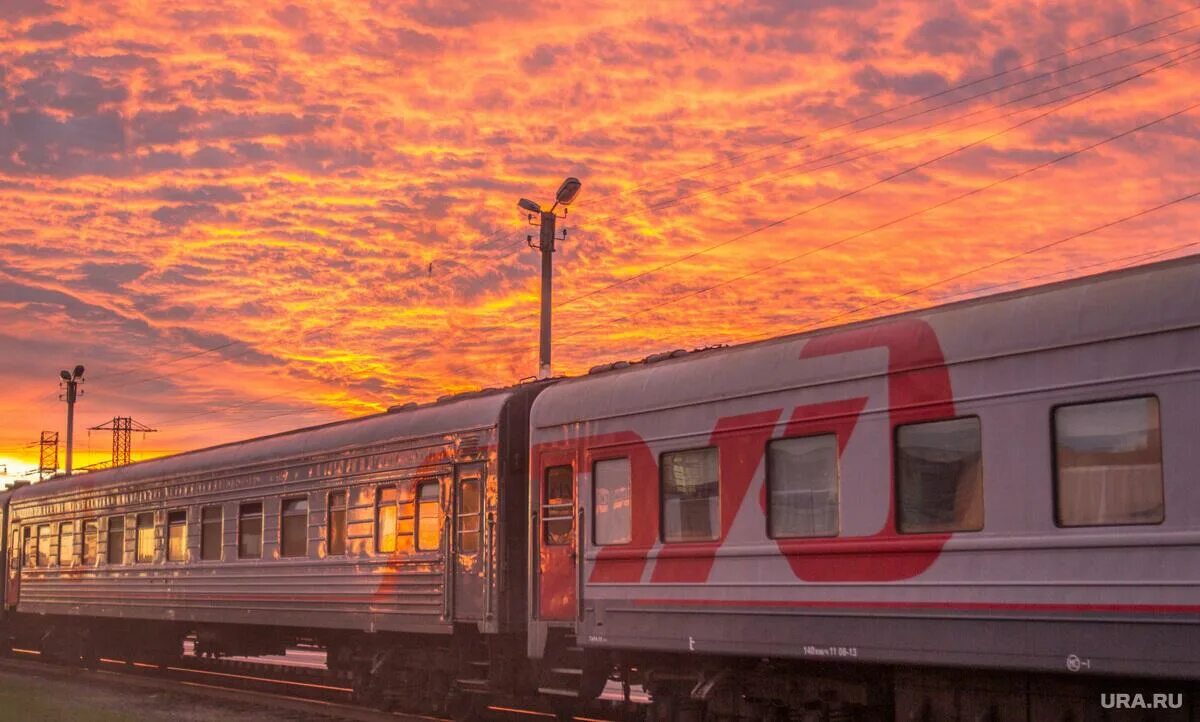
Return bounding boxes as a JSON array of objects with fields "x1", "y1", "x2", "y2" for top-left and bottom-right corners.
[{"x1": 2, "y1": 614, "x2": 1198, "y2": 721}]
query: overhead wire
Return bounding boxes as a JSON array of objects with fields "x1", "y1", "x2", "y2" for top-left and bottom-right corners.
[
  {"x1": 488, "y1": 9, "x2": 1200, "y2": 265},
  {"x1": 513, "y1": 36, "x2": 1200, "y2": 321},
  {"x1": 573, "y1": 4, "x2": 1200, "y2": 208},
  {"x1": 87, "y1": 340, "x2": 243, "y2": 382},
  {"x1": 574, "y1": 24, "x2": 1200, "y2": 229},
  {"x1": 757, "y1": 191, "x2": 1200, "y2": 340},
  {"x1": 901, "y1": 240, "x2": 1200, "y2": 310},
  {"x1": 552, "y1": 47, "x2": 1200, "y2": 342}
]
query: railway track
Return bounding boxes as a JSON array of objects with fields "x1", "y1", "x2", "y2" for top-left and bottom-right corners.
[{"x1": 1, "y1": 648, "x2": 627, "y2": 722}]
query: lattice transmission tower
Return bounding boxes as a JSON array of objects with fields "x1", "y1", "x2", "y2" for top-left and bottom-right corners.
[
  {"x1": 38, "y1": 431, "x2": 59, "y2": 479},
  {"x1": 89, "y1": 417, "x2": 157, "y2": 467}
]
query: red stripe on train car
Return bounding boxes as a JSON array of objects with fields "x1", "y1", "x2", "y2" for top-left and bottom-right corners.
[{"x1": 631, "y1": 598, "x2": 1200, "y2": 614}]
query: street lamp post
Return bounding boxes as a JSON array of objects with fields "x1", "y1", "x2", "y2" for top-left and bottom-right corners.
[
  {"x1": 519, "y1": 177, "x2": 581, "y2": 380},
  {"x1": 59, "y1": 364, "x2": 84, "y2": 474}
]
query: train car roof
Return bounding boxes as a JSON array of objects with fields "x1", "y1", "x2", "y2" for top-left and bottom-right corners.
[
  {"x1": 532, "y1": 255, "x2": 1200, "y2": 428},
  {"x1": 12, "y1": 384, "x2": 526, "y2": 504}
]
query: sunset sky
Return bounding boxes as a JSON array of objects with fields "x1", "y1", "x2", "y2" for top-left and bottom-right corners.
[{"x1": 1, "y1": 0, "x2": 1198, "y2": 481}]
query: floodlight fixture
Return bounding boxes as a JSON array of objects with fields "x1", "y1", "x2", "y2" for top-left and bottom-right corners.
[
  {"x1": 518, "y1": 198, "x2": 542, "y2": 214},
  {"x1": 72, "y1": 364, "x2": 85, "y2": 378},
  {"x1": 60, "y1": 370, "x2": 71, "y2": 381}
]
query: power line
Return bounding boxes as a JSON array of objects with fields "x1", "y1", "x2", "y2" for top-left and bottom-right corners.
[
  {"x1": 491, "y1": 12, "x2": 1200, "y2": 267},
  {"x1": 574, "y1": 4, "x2": 1200, "y2": 209},
  {"x1": 88, "y1": 340, "x2": 242, "y2": 382},
  {"x1": 770, "y1": 191, "x2": 1200, "y2": 337},
  {"x1": 522, "y1": 38, "x2": 1200, "y2": 319},
  {"x1": 908, "y1": 241, "x2": 1200, "y2": 310},
  {"x1": 554, "y1": 54, "x2": 1200, "y2": 343},
  {"x1": 148, "y1": 390, "x2": 296, "y2": 425},
  {"x1": 576, "y1": 27, "x2": 1200, "y2": 230},
  {"x1": 101, "y1": 344, "x2": 259, "y2": 391}
]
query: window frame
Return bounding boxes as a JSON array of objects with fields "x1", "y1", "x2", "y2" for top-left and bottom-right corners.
[
  {"x1": 1050, "y1": 394, "x2": 1165, "y2": 529},
  {"x1": 766, "y1": 433, "x2": 841, "y2": 539},
  {"x1": 542, "y1": 464, "x2": 575, "y2": 547},
  {"x1": 237, "y1": 501, "x2": 264, "y2": 560},
  {"x1": 659, "y1": 446, "x2": 721, "y2": 543},
  {"x1": 22, "y1": 526, "x2": 33, "y2": 567},
  {"x1": 280, "y1": 495, "x2": 309, "y2": 558},
  {"x1": 415, "y1": 480, "x2": 441, "y2": 552},
  {"x1": 58, "y1": 520, "x2": 75, "y2": 567},
  {"x1": 327, "y1": 490, "x2": 348, "y2": 556},
  {"x1": 200, "y1": 505, "x2": 223, "y2": 562},
  {"x1": 36, "y1": 523, "x2": 51, "y2": 568},
  {"x1": 106, "y1": 515, "x2": 125, "y2": 565},
  {"x1": 166, "y1": 510, "x2": 187, "y2": 562},
  {"x1": 592, "y1": 456, "x2": 633, "y2": 546},
  {"x1": 135, "y1": 512, "x2": 156, "y2": 564},
  {"x1": 893, "y1": 415, "x2": 984, "y2": 535},
  {"x1": 82, "y1": 518, "x2": 99, "y2": 566},
  {"x1": 456, "y1": 472, "x2": 483, "y2": 555},
  {"x1": 376, "y1": 485, "x2": 398, "y2": 554}
]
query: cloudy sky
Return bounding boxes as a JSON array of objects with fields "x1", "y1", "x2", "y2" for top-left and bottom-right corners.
[{"x1": 1, "y1": 0, "x2": 1198, "y2": 480}]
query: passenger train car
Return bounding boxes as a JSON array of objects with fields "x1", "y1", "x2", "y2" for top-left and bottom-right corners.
[{"x1": 1, "y1": 256, "x2": 1198, "y2": 721}]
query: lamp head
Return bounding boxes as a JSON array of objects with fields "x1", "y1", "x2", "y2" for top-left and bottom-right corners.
[
  {"x1": 72, "y1": 364, "x2": 85, "y2": 379},
  {"x1": 517, "y1": 198, "x2": 541, "y2": 214},
  {"x1": 555, "y1": 177, "x2": 581, "y2": 206},
  {"x1": 60, "y1": 370, "x2": 71, "y2": 381}
]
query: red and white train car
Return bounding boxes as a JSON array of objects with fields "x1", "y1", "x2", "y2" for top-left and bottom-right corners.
[{"x1": 528, "y1": 257, "x2": 1200, "y2": 719}]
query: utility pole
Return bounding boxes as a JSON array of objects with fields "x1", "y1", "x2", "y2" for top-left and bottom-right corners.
[
  {"x1": 58, "y1": 365, "x2": 84, "y2": 474},
  {"x1": 89, "y1": 416, "x2": 158, "y2": 467},
  {"x1": 518, "y1": 177, "x2": 581, "y2": 380},
  {"x1": 537, "y1": 210, "x2": 556, "y2": 380}
]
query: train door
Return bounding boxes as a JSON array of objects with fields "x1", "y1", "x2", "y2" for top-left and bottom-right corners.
[
  {"x1": 452, "y1": 463, "x2": 486, "y2": 620},
  {"x1": 536, "y1": 452, "x2": 577, "y2": 621}
]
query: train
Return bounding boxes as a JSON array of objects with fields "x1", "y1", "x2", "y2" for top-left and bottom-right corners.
[{"x1": 1, "y1": 255, "x2": 1198, "y2": 721}]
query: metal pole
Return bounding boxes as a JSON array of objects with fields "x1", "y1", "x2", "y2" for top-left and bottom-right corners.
[
  {"x1": 64, "y1": 378, "x2": 77, "y2": 474},
  {"x1": 538, "y1": 210, "x2": 556, "y2": 379}
]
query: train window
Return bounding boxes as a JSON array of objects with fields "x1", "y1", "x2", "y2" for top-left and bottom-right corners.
[
  {"x1": 661, "y1": 448, "x2": 720, "y2": 542},
  {"x1": 281, "y1": 497, "x2": 309, "y2": 558},
  {"x1": 201, "y1": 506, "x2": 222, "y2": 561},
  {"x1": 397, "y1": 485, "x2": 415, "y2": 553},
  {"x1": 416, "y1": 481, "x2": 441, "y2": 551},
  {"x1": 593, "y1": 458, "x2": 632, "y2": 545},
  {"x1": 457, "y1": 475, "x2": 482, "y2": 554},
  {"x1": 36, "y1": 524, "x2": 51, "y2": 567},
  {"x1": 167, "y1": 511, "x2": 187, "y2": 562},
  {"x1": 376, "y1": 486, "x2": 398, "y2": 554},
  {"x1": 238, "y1": 502, "x2": 263, "y2": 559},
  {"x1": 136, "y1": 512, "x2": 155, "y2": 563},
  {"x1": 327, "y1": 491, "x2": 347, "y2": 556},
  {"x1": 1053, "y1": 396, "x2": 1164, "y2": 527},
  {"x1": 895, "y1": 417, "x2": 984, "y2": 534},
  {"x1": 58, "y1": 521, "x2": 74, "y2": 567},
  {"x1": 83, "y1": 519, "x2": 99, "y2": 566},
  {"x1": 106, "y1": 515, "x2": 125, "y2": 565},
  {"x1": 768, "y1": 434, "x2": 839, "y2": 538},
  {"x1": 543, "y1": 465, "x2": 574, "y2": 546},
  {"x1": 22, "y1": 526, "x2": 33, "y2": 567}
]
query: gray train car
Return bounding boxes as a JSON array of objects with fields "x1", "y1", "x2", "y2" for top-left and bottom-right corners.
[
  {"x1": 2, "y1": 382, "x2": 546, "y2": 710},
  {"x1": 527, "y1": 257, "x2": 1200, "y2": 720}
]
